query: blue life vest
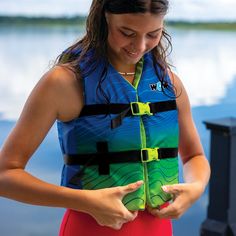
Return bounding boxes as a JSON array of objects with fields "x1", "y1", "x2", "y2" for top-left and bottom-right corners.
[{"x1": 57, "y1": 52, "x2": 179, "y2": 210}]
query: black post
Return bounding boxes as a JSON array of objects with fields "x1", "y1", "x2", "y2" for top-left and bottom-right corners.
[{"x1": 201, "y1": 117, "x2": 236, "y2": 236}]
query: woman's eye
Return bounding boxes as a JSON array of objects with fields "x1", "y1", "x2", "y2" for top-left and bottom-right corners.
[
  {"x1": 120, "y1": 31, "x2": 135, "y2": 37},
  {"x1": 148, "y1": 30, "x2": 162, "y2": 39},
  {"x1": 147, "y1": 34, "x2": 159, "y2": 39}
]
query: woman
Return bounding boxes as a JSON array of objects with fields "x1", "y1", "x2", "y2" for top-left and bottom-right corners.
[{"x1": 0, "y1": 0, "x2": 210, "y2": 235}]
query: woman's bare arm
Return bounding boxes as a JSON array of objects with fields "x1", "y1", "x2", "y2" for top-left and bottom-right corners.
[
  {"x1": 0, "y1": 66, "x2": 82, "y2": 206},
  {"x1": 0, "y1": 66, "x2": 141, "y2": 229}
]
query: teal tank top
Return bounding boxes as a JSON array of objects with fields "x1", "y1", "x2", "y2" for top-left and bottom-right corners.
[{"x1": 57, "y1": 52, "x2": 179, "y2": 211}]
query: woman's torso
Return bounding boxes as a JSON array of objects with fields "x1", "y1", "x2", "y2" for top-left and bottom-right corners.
[{"x1": 55, "y1": 51, "x2": 178, "y2": 234}]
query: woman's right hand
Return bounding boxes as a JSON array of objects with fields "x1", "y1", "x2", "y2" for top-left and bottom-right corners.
[{"x1": 79, "y1": 180, "x2": 143, "y2": 230}]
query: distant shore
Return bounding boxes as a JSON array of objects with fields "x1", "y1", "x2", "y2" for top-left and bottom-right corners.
[
  {"x1": 167, "y1": 21, "x2": 236, "y2": 31},
  {"x1": 1, "y1": 15, "x2": 236, "y2": 31},
  {"x1": 0, "y1": 15, "x2": 86, "y2": 26}
]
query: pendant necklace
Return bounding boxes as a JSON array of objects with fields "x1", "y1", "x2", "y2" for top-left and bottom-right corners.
[{"x1": 118, "y1": 72, "x2": 135, "y2": 76}]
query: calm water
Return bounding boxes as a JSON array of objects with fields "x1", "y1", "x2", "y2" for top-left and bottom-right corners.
[{"x1": 0, "y1": 24, "x2": 236, "y2": 236}]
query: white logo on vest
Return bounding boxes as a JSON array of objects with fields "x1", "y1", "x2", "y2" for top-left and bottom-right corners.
[{"x1": 149, "y1": 81, "x2": 162, "y2": 91}]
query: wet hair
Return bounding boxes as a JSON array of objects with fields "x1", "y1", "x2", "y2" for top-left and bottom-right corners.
[{"x1": 57, "y1": 0, "x2": 175, "y2": 96}]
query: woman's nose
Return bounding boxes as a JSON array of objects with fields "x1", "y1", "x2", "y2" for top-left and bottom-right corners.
[{"x1": 133, "y1": 37, "x2": 146, "y2": 53}]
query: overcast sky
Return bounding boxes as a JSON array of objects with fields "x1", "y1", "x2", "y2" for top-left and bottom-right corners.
[{"x1": 0, "y1": 0, "x2": 236, "y2": 21}]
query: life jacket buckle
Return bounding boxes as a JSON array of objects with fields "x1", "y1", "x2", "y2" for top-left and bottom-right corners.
[
  {"x1": 131, "y1": 102, "x2": 153, "y2": 116},
  {"x1": 141, "y1": 148, "x2": 159, "y2": 163}
]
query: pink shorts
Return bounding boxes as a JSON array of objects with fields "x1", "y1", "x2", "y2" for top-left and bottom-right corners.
[{"x1": 59, "y1": 207, "x2": 172, "y2": 236}]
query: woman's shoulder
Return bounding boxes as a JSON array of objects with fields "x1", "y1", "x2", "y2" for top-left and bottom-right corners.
[
  {"x1": 167, "y1": 69, "x2": 186, "y2": 97},
  {"x1": 44, "y1": 65, "x2": 79, "y2": 85},
  {"x1": 167, "y1": 69, "x2": 182, "y2": 90},
  {"x1": 167, "y1": 69, "x2": 191, "y2": 112},
  {"x1": 42, "y1": 65, "x2": 84, "y2": 122}
]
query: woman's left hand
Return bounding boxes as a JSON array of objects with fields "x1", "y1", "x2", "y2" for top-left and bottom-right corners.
[{"x1": 147, "y1": 182, "x2": 204, "y2": 219}]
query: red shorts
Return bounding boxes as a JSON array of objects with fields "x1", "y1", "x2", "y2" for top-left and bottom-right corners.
[{"x1": 59, "y1": 208, "x2": 172, "y2": 236}]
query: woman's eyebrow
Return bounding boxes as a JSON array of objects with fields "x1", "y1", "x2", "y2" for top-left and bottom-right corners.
[
  {"x1": 120, "y1": 26, "x2": 136, "y2": 32},
  {"x1": 120, "y1": 26, "x2": 162, "y2": 33},
  {"x1": 149, "y1": 28, "x2": 163, "y2": 33}
]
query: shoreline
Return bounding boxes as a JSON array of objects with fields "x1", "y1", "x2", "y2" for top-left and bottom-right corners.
[{"x1": 1, "y1": 16, "x2": 236, "y2": 31}]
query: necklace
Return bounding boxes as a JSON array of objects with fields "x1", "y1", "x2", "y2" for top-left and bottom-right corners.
[{"x1": 118, "y1": 72, "x2": 135, "y2": 76}]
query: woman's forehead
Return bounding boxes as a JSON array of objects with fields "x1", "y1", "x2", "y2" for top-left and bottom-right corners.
[{"x1": 106, "y1": 13, "x2": 164, "y2": 31}]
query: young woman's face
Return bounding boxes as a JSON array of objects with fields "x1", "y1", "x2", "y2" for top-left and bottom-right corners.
[{"x1": 106, "y1": 12, "x2": 164, "y2": 68}]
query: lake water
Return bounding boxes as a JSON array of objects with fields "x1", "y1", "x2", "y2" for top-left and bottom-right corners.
[{"x1": 0, "y1": 24, "x2": 236, "y2": 236}]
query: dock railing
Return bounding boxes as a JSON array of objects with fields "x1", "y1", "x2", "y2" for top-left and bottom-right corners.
[{"x1": 201, "y1": 117, "x2": 236, "y2": 236}]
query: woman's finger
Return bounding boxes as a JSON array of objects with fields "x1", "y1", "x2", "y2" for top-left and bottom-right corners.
[{"x1": 120, "y1": 180, "x2": 144, "y2": 197}]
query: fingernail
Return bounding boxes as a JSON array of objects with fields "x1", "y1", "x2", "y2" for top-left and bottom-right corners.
[
  {"x1": 162, "y1": 186, "x2": 168, "y2": 192},
  {"x1": 137, "y1": 180, "x2": 144, "y2": 185}
]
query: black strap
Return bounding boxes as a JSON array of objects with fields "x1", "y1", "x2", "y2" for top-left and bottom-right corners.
[
  {"x1": 97, "y1": 142, "x2": 110, "y2": 175},
  {"x1": 79, "y1": 104, "x2": 130, "y2": 116},
  {"x1": 64, "y1": 148, "x2": 178, "y2": 166},
  {"x1": 79, "y1": 100, "x2": 176, "y2": 117},
  {"x1": 149, "y1": 100, "x2": 177, "y2": 113},
  {"x1": 79, "y1": 100, "x2": 177, "y2": 129},
  {"x1": 111, "y1": 100, "x2": 177, "y2": 129},
  {"x1": 66, "y1": 147, "x2": 178, "y2": 185}
]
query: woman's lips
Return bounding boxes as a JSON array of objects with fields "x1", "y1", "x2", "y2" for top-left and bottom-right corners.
[{"x1": 123, "y1": 48, "x2": 140, "y2": 59}]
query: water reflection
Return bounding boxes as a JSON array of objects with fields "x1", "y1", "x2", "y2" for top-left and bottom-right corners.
[
  {"x1": 219, "y1": 75, "x2": 236, "y2": 104},
  {"x1": 170, "y1": 28, "x2": 236, "y2": 106},
  {"x1": 0, "y1": 25, "x2": 84, "y2": 120},
  {"x1": 0, "y1": 26, "x2": 236, "y2": 120}
]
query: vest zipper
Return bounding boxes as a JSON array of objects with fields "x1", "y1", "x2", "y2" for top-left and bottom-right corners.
[
  {"x1": 134, "y1": 58, "x2": 148, "y2": 208},
  {"x1": 140, "y1": 113, "x2": 149, "y2": 208}
]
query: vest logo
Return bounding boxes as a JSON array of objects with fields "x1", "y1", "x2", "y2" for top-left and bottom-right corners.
[{"x1": 149, "y1": 81, "x2": 162, "y2": 92}]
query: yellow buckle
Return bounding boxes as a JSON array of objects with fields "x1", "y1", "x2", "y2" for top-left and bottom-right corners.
[
  {"x1": 131, "y1": 102, "x2": 153, "y2": 116},
  {"x1": 141, "y1": 148, "x2": 159, "y2": 163}
]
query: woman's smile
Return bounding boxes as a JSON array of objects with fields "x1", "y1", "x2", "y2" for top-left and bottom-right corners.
[{"x1": 123, "y1": 48, "x2": 140, "y2": 59}]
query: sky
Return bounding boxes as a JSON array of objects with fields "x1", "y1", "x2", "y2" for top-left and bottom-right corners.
[{"x1": 0, "y1": 0, "x2": 236, "y2": 21}]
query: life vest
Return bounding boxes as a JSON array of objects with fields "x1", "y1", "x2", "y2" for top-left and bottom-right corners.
[{"x1": 57, "y1": 52, "x2": 179, "y2": 211}]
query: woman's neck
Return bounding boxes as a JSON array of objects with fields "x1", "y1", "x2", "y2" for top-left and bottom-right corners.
[
  {"x1": 107, "y1": 49, "x2": 136, "y2": 74},
  {"x1": 109, "y1": 59, "x2": 136, "y2": 75}
]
